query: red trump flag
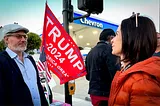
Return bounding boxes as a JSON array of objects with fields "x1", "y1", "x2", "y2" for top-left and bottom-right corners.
[{"x1": 41, "y1": 3, "x2": 86, "y2": 84}]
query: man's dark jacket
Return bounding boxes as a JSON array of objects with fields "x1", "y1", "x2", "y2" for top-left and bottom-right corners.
[
  {"x1": 0, "y1": 51, "x2": 48, "y2": 106},
  {"x1": 85, "y1": 41, "x2": 120, "y2": 97}
]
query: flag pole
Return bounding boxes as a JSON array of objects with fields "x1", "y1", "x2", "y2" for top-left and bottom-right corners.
[
  {"x1": 41, "y1": 2, "x2": 51, "y2": 104},
  {"x1": 44, "y1": 63, "x2": 51, "y2": 104},
  {"x1": 39, "y1": 71, "x2": 50, "y2": 105}
]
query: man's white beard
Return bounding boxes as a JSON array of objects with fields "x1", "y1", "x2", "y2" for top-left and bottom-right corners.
[{"x1": 12, "y1": 46, "x2": 27, "y2": 52}]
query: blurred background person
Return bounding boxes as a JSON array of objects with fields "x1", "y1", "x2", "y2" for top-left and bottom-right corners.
[{"x1": 85, "y1": 29, "x2": 120, "y2": 106}]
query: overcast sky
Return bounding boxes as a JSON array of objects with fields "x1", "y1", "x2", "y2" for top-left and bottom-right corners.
[{"x1": 0, "y1": 0, "x2": 159, "y2": 34}]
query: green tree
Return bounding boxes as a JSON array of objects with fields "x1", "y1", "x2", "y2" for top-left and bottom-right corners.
[
  {"x1": 26, "y1": 32, "x2": 41, "y2": 54},
  {"x1": 0, "y1": 40, "x2": 5, "y2": 52}
]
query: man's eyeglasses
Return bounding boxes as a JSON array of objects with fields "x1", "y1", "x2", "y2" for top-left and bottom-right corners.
[{"x1": 6, "y1": 33, "x2": 28, "y2": 39}]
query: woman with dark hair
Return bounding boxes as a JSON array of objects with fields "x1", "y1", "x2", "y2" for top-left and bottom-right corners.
[{"x1": 108, "y1": 14, "x2": 160, "y2": 106}]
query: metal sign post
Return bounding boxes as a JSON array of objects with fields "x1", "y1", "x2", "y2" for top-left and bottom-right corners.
[{"x1": 62, "y1": 0, "x2": 72, "y2": 105}]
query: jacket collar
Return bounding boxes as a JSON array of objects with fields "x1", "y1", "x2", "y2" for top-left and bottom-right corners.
[
  {"x1": 121, "y1": 56, "x2": 160, "y2": 81},
  {"x1": 5, "y1": 47, "x2": 28, "y2": 59},
  {"x1": 98, "y1": 40, "x2": 109, "y2": 44}
]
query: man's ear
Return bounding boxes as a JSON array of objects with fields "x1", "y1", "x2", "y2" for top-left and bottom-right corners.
[{"x1": 3, "y1": 36, "x2": 8, "y2": 45}]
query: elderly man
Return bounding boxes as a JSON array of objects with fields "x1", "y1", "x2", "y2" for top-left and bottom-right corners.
[
  {"x1": 0, "y1": 24, "x2": 48, "y2": 106},
  {"x1": 153, "y1": 32, "x2": 160, "y2": 57}
]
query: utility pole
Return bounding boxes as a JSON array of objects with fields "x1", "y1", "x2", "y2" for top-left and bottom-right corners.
[
  {"x1": 62, "y1": 0, "x2": 72, "y2": 105},
  {"x1": 62, "y1": 0, "x2": 103, "y2": 105}
]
